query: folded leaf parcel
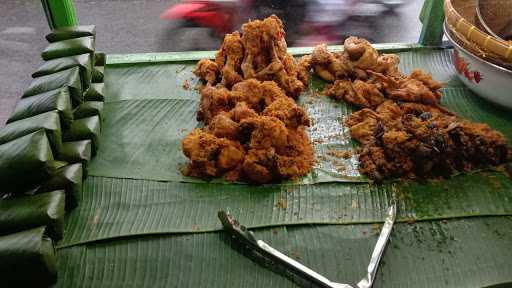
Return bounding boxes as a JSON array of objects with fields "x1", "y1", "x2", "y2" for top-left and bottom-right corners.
[{"x1": 185, "y1": 15, "x2": 511, "y2": 183}]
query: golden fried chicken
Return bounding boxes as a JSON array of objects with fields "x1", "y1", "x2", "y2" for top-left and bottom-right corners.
[
  {"x1": 182, "y1": 129, "x2": 245, "y2": 180},
  {"x1": 207, "y1": 113, "x2": 240, "y2": 140},
  {"x1": 193, "y1": 59, "x2": 219, "y2": 85},
  {"x1": 344, "y1": 36, "x2": 378, "y2": 70},
  {"x1": 197, "y1": 85, "x2": 238, "y2": 123},
  {"x1": 374, "y1": 54, "x2": 402, "y2": 78},
  {"x1": 231, "y1": 79, "x2": 288, "y2": 112},
  {"x1": 227, "y1": 102, "x2": 258, "y2": 122},
  {"x1": 215, "y1": 32, "x2": 244, "y2": 88},
  {"x1": 325, "y1": 79, "x2": 385, "y2": 109},
  {"x1": 310, "y1": 44, "x2": 352, "y2": 82},
  {"x1": 239, "y1": 116, "x2": 288, "y2": 149},
  {"x1": 262, "y1": 97, "x2": 310, "y2": 128}
]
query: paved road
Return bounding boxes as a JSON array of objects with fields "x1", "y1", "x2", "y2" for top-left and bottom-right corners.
[{"x1": 0, "y1": 0, "x2": 424, "y2": 127}]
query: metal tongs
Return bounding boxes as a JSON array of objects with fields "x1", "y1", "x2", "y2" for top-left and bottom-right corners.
[{"x1": 218, "y1": 203, "x2": 396, "y2": 288}]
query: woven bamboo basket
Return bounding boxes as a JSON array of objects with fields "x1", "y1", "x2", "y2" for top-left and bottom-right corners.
[
  {"x1": 476, "y1": 0, "x2": 512, "y2": 43},
  {"x1": 444, "y1": 0, "x2": 512, "y2": 68}
]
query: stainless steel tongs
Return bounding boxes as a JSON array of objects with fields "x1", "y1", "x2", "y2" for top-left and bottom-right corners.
[{"x1": 218, "y1": 203, "x2": 396, "y2": 288}]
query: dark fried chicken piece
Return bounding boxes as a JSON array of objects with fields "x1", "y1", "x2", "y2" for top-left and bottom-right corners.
[
  {"x1": 182, "y1": 129, "x2": 245, "y2": 181},
  {"x1": 231, "y1": 79, "x2": 288, "y2": 112},
  {"x1": 193, "y1": 59, "x2": 219, "y2": 85},
  {"x1": 325, "y1": 79, "x2": 385, "y2": 109},
  {"x1": 348, "y1": 101, "x2": 511, "y2": 182},
  {"x1": 262, "y1": 97, "x2": 310, "y2": 128},
  {"x1": 239, "y1": 116, "x2": 288, "y2": 149}
]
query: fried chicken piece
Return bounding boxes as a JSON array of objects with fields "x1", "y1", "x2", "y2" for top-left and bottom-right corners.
[
  {"x1": 227, "y1": 102, "x2": 258, "y2": 122},
  {"x1": 182, "y1": 129, "x2": 245, "y2": 180},
  {"x1": 239, "y1": 116, "x2": 288, "y2": 149},
  {"x1": 275, "y1": 127, "x2": 315, "y2": 178},
  {"x1": 207, "y1": 113, "x2": 240, "y2": 140},
  {"x1": 344, "y1": 36, "x2": 378, "y2": 70},
  {"x1": 374, "y1": 54, "x2": 402, "y2": 78},
  {"x1": 215, "y1": 32, "x2": 244, "y2": 88},
  {"x1": 194, "y1": 59, "x2": 220, "y2": 85},
  {"x1": 296, "y1": 55, "x2": 312, "y2": 84},
  {"x1": 243, "y1": 148, "x2": 277, "y2": 183},
  {"x1": 325, "y1": 79, "x2": 385, "y2": 109},
  {"x1": 369, "y1": 70, "x2": 443, "y2": 105},
  {"x1": 231, "y1": 79, "x2": 288, "y2": 112},
  {"x1": 310, "y1": 44, "x2": 353, "y2": 82},
  {"x1": 262, "y1": 97, "x2": 310, "y2": 128},
  {"x1": 197, "y1": 85, "x2": 238, "y2": 123}
]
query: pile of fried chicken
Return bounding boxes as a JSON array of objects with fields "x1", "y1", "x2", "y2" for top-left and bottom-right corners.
[
  {"x1": 183, "y1": 16, "x2": 314, "y2": 184},
  {"x1": 183, "y1": 15, "x2": 510, "y2": 183},
  {"x1": 313, "y1": 37, "x2": 510, "y2": 181}
]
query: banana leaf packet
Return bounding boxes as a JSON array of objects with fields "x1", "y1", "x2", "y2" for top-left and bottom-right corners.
[
  {"x1": 45, "y1": 25, "x2": 95, "y2": 42},
  {"x1": 7, "y1": 87, "x2": 73, "y2": 128},
  {"x1": 0, "y1": 226, "x2": 58, "y2": 288},
  {"x1": 42, "y1": 36, "x2": 95, "y2": 61},
  {"x1": 33, "y1": 53, "x2": 93, "y2": 90},
  {"x1": 23, "y1": 66, "x2": 83, "y2": 106},
  {"x1": 62, "y1": 115, "x2": 101, "y2": 155}
]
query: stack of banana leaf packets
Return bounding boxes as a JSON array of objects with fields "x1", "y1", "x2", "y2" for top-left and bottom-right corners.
[{"x1": 0, "y1": 25, "x2": 104, "y2": 287}]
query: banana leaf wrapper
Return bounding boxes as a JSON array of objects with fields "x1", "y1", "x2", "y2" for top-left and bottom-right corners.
[
  {"x1": 0, "y1": 226, "x2": 57, "y2": 288},
  {"x1": 73, "y1": 101, "x2": 104, "y2": 120},
  {"x1": 41, "y1": 36, "x2": 95, "y2": 61},
  {"x1": 0, "y1": 191, "x2": 65, "y2": 240},
  {"x1": 0, "y1": 111, "x2": 63, "y2": 157},
  {"x1": 83, "y1": 83, "x2": 104, "y2": 101},
  {"x1": 32, "y1": 53, "x2": 92, "y2": 90},
  {"x1": 62, "y1": 115, "x2": 100, "y2": 155},
  {"x1": 7, "y1": 87, "x2": 73, "y2": 128},
  {"x1": 23, "y1": 66, "x2": 83, "y2": 106},
  {"x1": 59, "y1": 140, "x2": 91, "y2": 178},
  {"x1": 37, "y1": 163, "x2": 83, "y2": 210},
  {"x1": 94, "y1": 52, "x2": 106, "y2": 66},
  {"x1": 0, "y1": 130, "x2": 54, "y2": 194},
  {"x1": 92, "y1": 66, "x2": 104, "y2": 83},
  {"x1": 45, "y1": 25, "x2": 95, "y2": 42}
]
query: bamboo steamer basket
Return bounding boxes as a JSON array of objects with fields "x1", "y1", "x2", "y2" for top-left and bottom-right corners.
[
  {"x1": 476, "y1": 0, "x2": 512, "y2": 42},
  {"x1": 444, "y1": 0, "x2": 512, "y2": 68}
]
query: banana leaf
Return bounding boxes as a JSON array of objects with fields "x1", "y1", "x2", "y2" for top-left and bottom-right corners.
[
  {"x1": 32, "y1": 53, "x2": 92, "y2": 90},
  {"x1": 37, "y1": 164, "x2": 83, "y2": 210},
  {"x1": 94, "y1": 52, "x2": 106, "y2": 66},
  {"x1": 59, "y1": 171, "x2": 512, "y2": 246},
  {"x1": 0, "y1": 190, "x2": 65, "y2": 240},
  {"x1": 92, "y1": 66, "x2": 104, "y2": 83},
  {"x1": 56, "y1": 217, "x2": 512, "y2": 288},
  {"x1": 23, "y1": 66, "x2": 83, "y2": 106},
  {"x1": 41, "y1": 36, "x2": 95, "y2": 61},
  {"x1": 59, "y1": 140, "x2": 92, "y2": 168},
  {"x1": 73, "y1": 101, "x2": 104, "y2": 120},
  {"x1": 62, "y1": 115, "x2": 101, "y2": 155},
  {"x1": 83, "y1": 83, "x2": 104, "y2": 101},
  {"x1": 7, "y1": 87, "x2": 73, "y2": 127},
  {"x1": 45, "y1": 25, "x2": 95, "y2": 43},
  {"x1": 0, "y1": 226, "x2": 57, "y2": 288},
  {"x1": 0, "y1": 111, "x2": 63, "y2": 156},
  {"x1": 0, "y1": 130, "x2": 54, "y2": 194}
]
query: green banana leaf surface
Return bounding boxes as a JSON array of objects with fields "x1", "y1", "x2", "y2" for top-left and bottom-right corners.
[
  {"x1": 55, "y1": 47, "x2": 512, "y2": 288},
  {"x1": 23, "y1": 66, "x2": 83, "y2": 106},
  {"x1": 45, "y1": 25, "x2": 95, "y2": 43},
  {"x1": 32, "y1": 53, "x2": 93, "y2": 90},
  {"x1": 56, "y1": 217, "x2": 512, "y2": 288},
  {"x1": 0, "y1": 190, "x2": 65, "y2": 240},
  {"x1": 41, "y1": 36, "x2": 95, "y2": 61},
  {"x1": 0, "y1": 226, "x2": 57, "y2": 288},
  {"x1": 0, "y1": 111, "x2": 63, "y2": 156},
  {"x1": 0, "y1": 130, "x2": 54, "y2": 194},
  {"x1": 7, "y1": 87, "x2": 73, "y2": 127}
]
